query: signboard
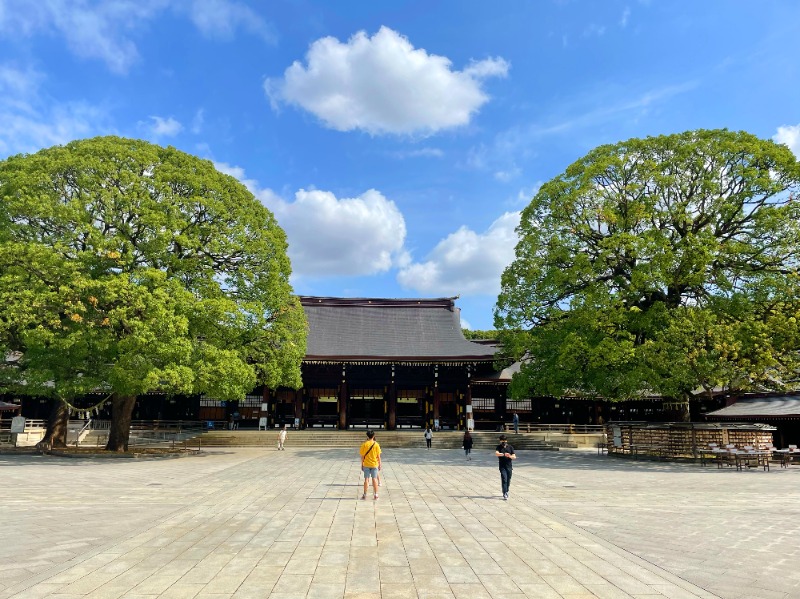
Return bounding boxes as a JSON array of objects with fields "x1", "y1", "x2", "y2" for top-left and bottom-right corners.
[
  {"x1": 612, "y1": 425, "x2": 622, "y2": 448},
  {"x1": 260, "y1": 403, "x2": 269, "y2": 411},
  {"x1": 433, "y1": 418, "x2": 440, "y2": 431},
  {"x1": 10, "y1": 416, "x2": 25, "y2": 434},
  {"x1": 465, "y1": 405, "x2": 473, "y2": 414},
  {"x1": 467, "y1": 418, "x2": 475, "y2": 430},
  {"x1": 294, "y1": 417, "x2": 300, "y2": 429},
  {"x1": 258, "y1": 417, "x2": 268, "y2": 430}
]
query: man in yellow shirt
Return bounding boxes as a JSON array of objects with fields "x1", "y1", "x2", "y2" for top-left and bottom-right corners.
[{"x1": 359, "y1": 430, "x2": 382, "y2": 500}]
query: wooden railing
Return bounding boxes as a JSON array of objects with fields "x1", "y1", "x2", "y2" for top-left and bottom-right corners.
[
  {"x1": 503, "y1": 423, "x2": 605, "y2": 434},
  {"x1": 0, "y1": 418, "x2": 46, "y2": 432}
]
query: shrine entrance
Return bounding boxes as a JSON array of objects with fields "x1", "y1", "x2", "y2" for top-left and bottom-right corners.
[{"x1": 348, "y1": 389, "x2": 384, "y2": 428}]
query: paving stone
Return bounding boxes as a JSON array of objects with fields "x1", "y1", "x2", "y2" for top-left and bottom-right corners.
[{"x1": 4, "y1": 447, "x2": 798, "y2": 598}]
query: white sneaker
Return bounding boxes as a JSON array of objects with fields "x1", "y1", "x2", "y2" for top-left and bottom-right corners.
[
  {"x1": 503, "y1": 493, "x2": 508, "y2": 500},
  {"x1": 374, "y1": 494, "x2": 379, "y2": 500}
]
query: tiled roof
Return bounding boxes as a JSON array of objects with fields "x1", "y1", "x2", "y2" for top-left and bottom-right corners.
[
  {"x1": 300, "y1": 296, "x2": 497, "y2": 362},
  {"x1": 706, "y1": 395, "x2": 800, "y2": 418}
]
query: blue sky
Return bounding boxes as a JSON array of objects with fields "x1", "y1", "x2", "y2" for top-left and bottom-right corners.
[{"x1": 2, "y1": 1, "x2": 800, "y2": 330}]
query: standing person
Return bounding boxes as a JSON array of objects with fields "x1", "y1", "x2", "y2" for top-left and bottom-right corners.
[
  {"x1": 512, "y1": 412, "x2": 519, "y2": 434},
  {"x1": 463, "y1": 430, "x2": 474, "y2": 460},
  {"x1": 359, "y1": 430, "x2": 382, "y2": 500},
  {"x1": 277, "y1": 424, "x2": 287, "y2": 450},
  {"x1": 495, "y1": 434, "x2": 516, "y2": 500},
  {"x1": 424, "y1": 427, "x2": 433, "y2": 449}
]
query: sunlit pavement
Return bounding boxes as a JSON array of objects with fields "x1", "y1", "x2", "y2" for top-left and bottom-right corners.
[{"x1": 2, "y1": 446, "x2": 798, "y2": 599}]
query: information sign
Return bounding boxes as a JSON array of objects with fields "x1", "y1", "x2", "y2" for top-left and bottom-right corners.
[{"x1": 10, "y1": 416, "x2": 25, "y2": 434}]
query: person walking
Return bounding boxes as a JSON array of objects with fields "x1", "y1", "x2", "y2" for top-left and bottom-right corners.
[
  {"x1": 424, "y1": 427, "x2": 433, "y2": 449},
  {"x1": 359, "y1": 430, "x2": 382, "y2": 500},
  {"x1": 512, "y1": 412, "x2": 519, "y2": 434},
  {"x1": 463, "y1": 430, "x2": 473, "y2": 460},
  {"x1": 277, "y1": 424, "x2": 287, "y2": 450},
  {"x1": 495, "y1": 434, "x2": 516, "y2": 500}
]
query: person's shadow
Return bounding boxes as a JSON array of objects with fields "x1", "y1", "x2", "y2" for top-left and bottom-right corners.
[{"x1": 448, "y1": 495, "x2": 504, "y2": 500}]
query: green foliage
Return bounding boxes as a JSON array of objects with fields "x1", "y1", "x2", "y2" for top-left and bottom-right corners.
[
  {"x1": 496, "y1": 129, "x2": 800, "y2": 402},
  {"x1": 461, "y1": 329, "x2": 498, "y2": 340},
  {"x1": 0, "y1": 136, "x2": 306, "y2": 410}
]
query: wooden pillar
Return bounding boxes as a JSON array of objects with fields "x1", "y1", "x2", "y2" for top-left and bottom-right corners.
[
  {"x1": 294, "y1": 389, "x2": 303, "y2": 428},
  {"x1": 387, "y1": 384, "x2": 397, "y2": 431},
  {"x1": 338, "y1": 365, "x2": 348, "y2": 430},
  {"x1": 262, "y1": 386, "x2": 273, "y2": 428},
  {"x1": 432, "y1": 365, "x2": 440, "y2": 429},
  {"x1": 465, "y1": 383, "x2": 473, "y2": 431},
  {"x1": 496, "y1": 387, "x2": 507, "y2": 428}
]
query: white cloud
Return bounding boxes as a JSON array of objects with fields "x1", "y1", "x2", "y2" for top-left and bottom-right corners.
[
  {"x1": 186, "y1": 0, "x2": 275, "y2": 42},
  {"x1": 213, "y1": 162, "x2": 408, "y2": 278},
  {"x1": 271, "y1": 189, "x2": 408, "y2": 277},
  {"x1": 460, "y1": 317, "x2": 473, "y2": 331},
  {"x1": 143, "y1": 115, "x2": 183, "y2": 137},
  {"x1": 0, "y1": 0, "x2": 273, "y2": 74},
  {"x1": 266, "y1": 26, "x2": 509, "y2": 135},
  {"x1": 774, "y1": 124, "x2": 800, "y2": 158},
  {"x1": 397, "y1": 211, "x2": 520, "y2": 296},
  {"x1": 0, "y1": 64, "x2": 106, "y2": 156},
  {"x1": 214, "y1": 161, "x2": 264, "y2": 194}
]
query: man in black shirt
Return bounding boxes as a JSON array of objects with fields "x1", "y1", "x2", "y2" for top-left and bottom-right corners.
[{"x1": 495, "y1": 434, "x2": 516, "y2": 500}]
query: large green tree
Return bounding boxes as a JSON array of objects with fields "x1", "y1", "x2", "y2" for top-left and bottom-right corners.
[
  {"x1": 496, "y1": 129, "x2": 800, "y2": 418},
  {"x1": 0, "y1": 136, "x2": 306, "y2": 450}
]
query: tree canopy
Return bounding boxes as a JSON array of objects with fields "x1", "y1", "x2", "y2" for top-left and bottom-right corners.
[
  {"x1": 0, "y1": 136, "x2": 306, "y2": 449},
  {"x1": 495, "y1": 129, "x2": 800, "y2": 411}
]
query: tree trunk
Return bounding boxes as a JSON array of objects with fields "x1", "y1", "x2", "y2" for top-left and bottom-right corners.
[
  {"x1": 37, "y1": 399, "x2": 69, "y2": 449},
  {"x1": 106, "y1": 394, "x2": 136, "y2": 452}
]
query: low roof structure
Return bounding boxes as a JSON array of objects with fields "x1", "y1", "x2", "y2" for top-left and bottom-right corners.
[
  {"x1": 472, "y1": 361, "x2": 521, "y2": 384},
  {"x1": 706, "y1": 395, "x2": 800, "y2": 419},
  {"x1": 300, "y1": 296, "x2": 497, "y2": 365},
  {"x1": 0, "y1": 401, "x2": 21, "y2": 412}
]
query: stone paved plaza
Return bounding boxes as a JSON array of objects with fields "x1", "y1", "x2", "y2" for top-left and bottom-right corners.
[{"x1": 2, "y1": 446, "x2": 800, "y2": 599}]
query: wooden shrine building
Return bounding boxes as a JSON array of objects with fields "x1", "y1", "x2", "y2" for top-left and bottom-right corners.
[{"x1": 264, "y1": 296, "x2": 500, "y2": 430}]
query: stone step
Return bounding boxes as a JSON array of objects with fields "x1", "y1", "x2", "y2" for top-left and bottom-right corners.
[{"x1": 198, "y1": 430, "x2": 562, "y2": 450}]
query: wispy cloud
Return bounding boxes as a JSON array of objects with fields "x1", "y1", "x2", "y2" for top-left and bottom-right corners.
[
  {"x1": 465, "y1": 80, "x2": 697, "y2": 180},
  {"x1": 0, "y1": 0, "x2": 275, "y2": 74},
  {"x1": 191, "y1": 109, "x2": 205, "y2": 134},
  {"x1": 0, "y1": 64, "x2": 108, "y2": 156},
  {"x1": 583, "y1": 24, "x2": 606, "y2": 37},
  {"x1": 620, "y1": 7, "x2": 631, "y2": 28},
  {"x1": 141, "y1": 115, "x2": 183, "y2": 137},
  {"x1": 391, "y1": 147, "x2": 444, "y2": 159}
]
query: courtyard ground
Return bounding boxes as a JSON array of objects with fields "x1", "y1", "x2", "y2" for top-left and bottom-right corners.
[{"x1": 1, "y1": 446, "x2": 798, "y2": 599}]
